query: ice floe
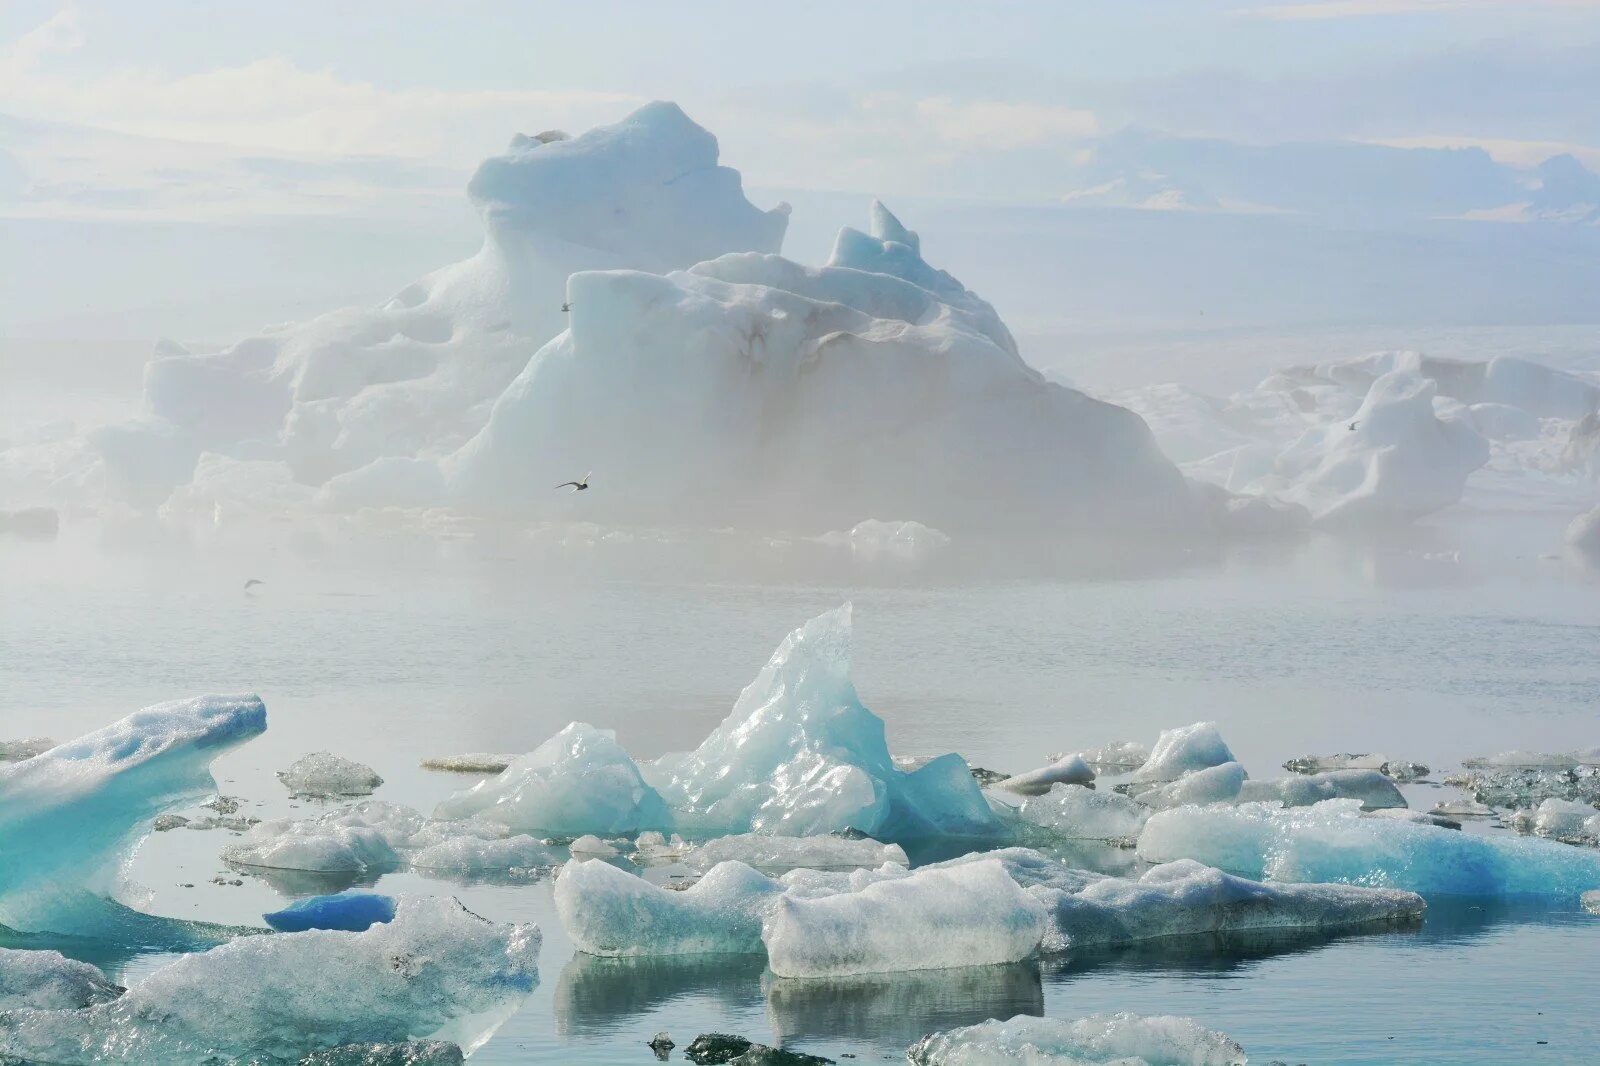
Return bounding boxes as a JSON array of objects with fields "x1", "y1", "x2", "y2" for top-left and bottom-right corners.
[
  {"x1": 0, "y1": 897, "x2": 539, "y2": 1064},
  {"x1": 1236, "y1": 769, "x2": 1406, "y2": 810},
  {"x1": 1509, "y1": 799, "x2": 1600, "y2": 846},
  {"x1": 906, "y1": 1012, "x2": 1247, "y2": 1066},
  {"x1": 419, "y1": 753, "x2": 516, "y2": 774},
  {"x1": 556, "y1": 858, "x2": 783, "y2": 957},
  {"x1": 0, "y1": 694, "x2": 266, "y2": 941},
  {"x1": 1014, "y1": 784, "x2": 1151, "y2": 844},
  {"x1": 279, "y1": 752, "x2": 385, "y2": 797},
  {"x1": 0, "y1": 948, "x2": 123, "y2": 1011},
  {"x1": 996, "y1": 755, "x2": 1096, "y2": 796},
  {"x1": 1138, "y1": 799, "x2": 1600, "y2": 895},
  {"x1": 1130, "y1": 722, "x2": 1236, "y2": 783},
  {"x1": 1283, "y1": 753, "x2": 1428, "y2": 782}
]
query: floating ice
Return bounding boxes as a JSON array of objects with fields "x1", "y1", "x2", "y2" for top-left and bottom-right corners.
[
  {"x1": 1016, "y1": 784, "x2": 1150, "y2": 843},
  {"x1": 279, "y1": 752, "x2": 385, "y2": 797},
  {"x1": 906, "y1": 1012, "x2": 1247, "y2": 1066},
  {"x1": 1130, "y1": 723, "x2": 1236, "y2": 783},
  {"x1": 1237, "y1": 769, "x2": 1406, "y2": 810},
  {"x1": 1430, "y1": 798, "x2": 1496, "y2": 818},
  {"x1": 1130, "y1": 762, "x2": 1247, "y2": 809},
  {"x1": 0, "y1": 737, "x2": 53, "y2": 762},
  {"x1": 1041, "y1": 859, "x2": 1422, "y2": 949},
  {"x1": 1509, "y1": 799, "x2": 1600, "y2": 846},
  {"x1": 1069, "y1": 741, "x2": 1151, "y2": 772},
  {"x1": 409, "y1": 833, "x2": 563, "y2": 873},
  {"x1": 556, "y1": 858, "x2": 782, "y2": 957},
  {"x1": 435, "y1": 722, "x2": 672, "y2": 836},
  {"x1": 636, "y1": 832, "x2": 907, "y2": 871},
  {"x1": 645, "y1": 606, "x2": 1004, "y2": 842},
  {"x1": 996, "y1": 755, "x2": 1095, "y2": 796},
  {"x1": 1283, "y1": 753, "x2": 1428, "y2": 782},
  {"x1": 814, "y1": 520, "x2": 951, "y2": 567},
  {"x1": 420, "y1": 753, "x2": 516, "y2": 774},
  {"x1": 1462, "y1": 748, "x2": 1600, "y2": 770},
  {"x1": 0, "y1": 897, "x2": 540, "y2": 1065},
  {"x1": 0, "y1": 694, "x2": 266, "y2": 941},
  {"x1": 569, "y1": 834, "x2": 622, "y2": 858},
  {"x1": 1138, "y1": 799, "x2": 1600, "y2": 895},
  {"x1": 264, "y1": 892, "x2": 398, "y2": 933},
  {"x1": 763, "y1": 860, "x2": 1046, "y2": 978},
  {"x1": 1447, "y1": 758, "x2": 1600, "y2": 809},
  {"x1": 0, "y1": 948, "x2": 123, "y2": 1011}
]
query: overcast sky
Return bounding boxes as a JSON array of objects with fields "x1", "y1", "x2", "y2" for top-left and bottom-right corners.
[{"x1": 4, "y1": 0, "x2": 1599, "y2": 222}]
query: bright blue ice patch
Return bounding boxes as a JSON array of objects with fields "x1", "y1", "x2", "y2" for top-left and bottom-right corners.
[{"x1": 263, "y1": 892, "x2": 396, "y2": 932}]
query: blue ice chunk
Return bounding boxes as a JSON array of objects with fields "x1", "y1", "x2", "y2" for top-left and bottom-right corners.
[{"x1": 264, "y1": 892, "x2": 397, "y2": 933}]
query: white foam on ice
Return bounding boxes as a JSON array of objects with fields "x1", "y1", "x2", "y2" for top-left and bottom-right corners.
[
  {"x1": 0, "y1": 897, "x2": 540, "y2": 1064},
  {"x1": 1138, "y1": 799, "x2": 1600, "y2": 895},
  {"x1": 906, "y1": 1011, "x2": 1248, "y2": 1066},
  {"x1": 0, "y1": 694, "x2": 266, "y2": 940}
]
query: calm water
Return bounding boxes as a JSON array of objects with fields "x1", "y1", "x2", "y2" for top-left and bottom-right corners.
[{"x1": 3, "y1": 515, "x2": 1599, "y2": 1064}]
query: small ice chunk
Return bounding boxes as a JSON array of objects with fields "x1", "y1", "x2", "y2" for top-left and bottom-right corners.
[
  {"x1": 907, "y1": 1012, "x2": 1247, "y2": 1066},
  {"x1": 0, "y1": 737, "x2": 54, "y2": 762},
  {"x1": 420, "y1": 753, "x2": 516, "y2": 774},
  {"x1": 225, "y1": 804, "x2": 416, "y2": 873},
  {"x1": 1446, "y1": 763, "x2": 1600, "y2": 809},
  {"x1": 762, "y1": 860, "x2": 1047, "y2": 977},
  {"x1": 1018, "y1": 784, "x2": 1150, "y2": 843},
  {"x1": 409, "y1": 833, "x2": 562, "y2": 873},
  {"x1": 1130, "y1": 723, "x2": 1235, "y2": 782},
  {"x1": 1431, "y1": 798, "x2": 1496, "y2": 818},
  {"x1": 263, "y1": 892, "x2": 397, "y2": 933},
  {"x1": 637, "y1": 832, "x2": 907, "y2": 872},
  {"x1": 0, "y1": 948, "x2": 123, "y2": 1010},
  {"x1": 1138, "y1": 799, "x2": 1600, "y2": 895},
  {"x1": 1130, "y1": 762, "x2": 1246, "y2": 809},
  {"x1": 1041, "y1": 859, "x2": 1423, "y2": 949},
  {"x1": 1283, "y1": 752, "x2": 1427, "y2": 781},
  {"x1": 0, "y1": 897, "x2": 539, "y2": 1063},
  {"x1": 1584, "y1": 889, "x2": 1600, "y2": 915},
  {"x1": 996, "y1": 755, "x2": 1095, "y2": 796},
  {"x1": 556, "y1": 858, "x2": 782, "y2": 957},
  {"x1": 1238, "y1": 769, "x2": 1406, "y2": 810},
  {"x1": 279, "y1": 752, "x2": 384, "y2": 797},
  {"x1": 1069, "y1": 740, "x2": 1151, "y2": 772},
  {"x1": 435, "y1": 722, "x2": 672, "y2": 836},
  {"x1": 570, "y1": 834, "x2": 621, "y2": 857},
  {"x1": 1509, "y1": 799, "x2": 1600, "y2": 846}
]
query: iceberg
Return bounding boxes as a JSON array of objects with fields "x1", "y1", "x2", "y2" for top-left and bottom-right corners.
[
  {"x1": 279, "y1": 751, "x2": 385, "y2": 797},
  {"x1": 644, "y1": 605, "x2": 1005, "y2": 842},
  {"x1": 1236, "y1": 769, "x2": 1406, "y2": 810},
  {"x1": 906, "y1": 1012, "x2": 1247, "y2": 1066},
  {"x1": 0, "y1": 694, "x2": 266, "y2": 941},
  {"x1": 1016, "y1": 784, "x2": 1150, "y2": 843},
  {"x1": 1138, "y1": 799, "x2": 1600, "y2": 895},
  {"x1": 762, "y1": 860, "x2": 1047, "y2": 978},
  {"x1": 0, "y1": 897, "x2": 540, "y2": 1065},
  {"x1": 0, "y1": 948, "x2": 123, "y2": 1011},
  {"x1": 1130, "y1": 723, "x2": 1236, "y2": 783},
  {"x1": 996, "y1": 755, "x2": 1095, "y2": 796},
  {"x1": 555, "y1": 858, "x2": 782, "y2": 957},
  {"x1": 434, "y1": 722, "x2": 672, "y2": 836}
]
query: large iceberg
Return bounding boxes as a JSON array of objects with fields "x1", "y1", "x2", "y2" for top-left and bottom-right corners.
[
  {"x1": 0, "y1": 897, "x2": 540, "y2": 1064},
  {"x1": 0, "y1": 694, "x2": 266, "y2": 942},
  {"x1": 906, "y1": 1012, "x2": 1248, "y2": 1066},
  {"x1": 1138, "y1": 799, "x2": 1600, "y2": 895}
]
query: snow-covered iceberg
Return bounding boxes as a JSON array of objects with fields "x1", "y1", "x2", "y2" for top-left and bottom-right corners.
[
  {"x1": 0, "y1": 694, "x2": 266, "y2": 942},
  {"x1": 1138, "y1": 799, "x2": 1600, "y2": 895},
  {"x1": 907, "y1": 1012, "x2": 1248, "y2": 1066},
  {"x1": 0, "y1": 897, "x2": 540, "y2": 1065}
]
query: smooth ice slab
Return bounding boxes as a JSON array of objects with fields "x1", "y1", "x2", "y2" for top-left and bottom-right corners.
[
  {"x1": 1130, "y1": 722, "x2": 1236, "y2": 782},
  {"x1": 0, "y1": 694, "x2": 266, "y2": 941},
  {"x1": 996, "y1": 755, "x2": 1095, "y2": 796},
  {"x1": 1138, "y1": 799, "x2": 1600, "y2": 895},
  {"x1": 762, "y1": 860, "x2": 1046, "y2": 978},
  {"x1": 556, "y1": 858, "x2": 782, "y2": 957},
  {"x1": 0, "y1": 948, "x2": 123, "y2": 1011},
  {"x1": 1237, "y1": 769, "x2": 1406, "y2": 810},
  {"x1": 0, "y1": 897, "x2": 540, "y2": 1065},
  {"x1": 646, "y1": 605, "x2": 1004, "y2": 842},
  {"x1": 279, "y1": 752, "x2": 384, "y2": 797},
  {"x1": 907, "y1": 1012, "x2": 1247, "y2": 1066},
  {"x1": 435, "y1": 723, "x2": 672, "y2": 836}
]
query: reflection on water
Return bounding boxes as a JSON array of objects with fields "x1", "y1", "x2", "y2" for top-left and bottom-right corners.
[
  {"x1": 764, "y1": 961, "x2": 1044, "y2": 1048},
  {"x1": 555, "y1": 951, "x2": 768, "y2": 1038},
  {"x1": 1046, "y1": 919, "x2": 1424, "y2": 981}
]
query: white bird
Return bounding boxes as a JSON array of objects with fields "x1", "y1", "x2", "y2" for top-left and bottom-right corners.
[{"x1": 556, "y1": 472, "x2": 591, "y2": 492}]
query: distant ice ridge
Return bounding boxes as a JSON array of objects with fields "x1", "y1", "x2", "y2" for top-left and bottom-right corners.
[
  {"x1": 813, "y1": 520, "x2": 952, "y2": 567},
  {"x1": 906, "y1": 1012, "x2": 1248, "y2": 1066},
  {"x1": 1121, "y1": 350, "x2": 1600, "y2": 523},
  {"x1": 0, "y1": 897, "x2": 540, "y2": 1065},
  {"x1": 1138, "y1": 799, "x2": 1600, "y2": 895},
  {"x1": 554, "y1": 845, "x2": 1420, "y2": 970},
  {"x1": 0, "y1": 694, "x2": 266, "y2": 942},
  {"x1": 434, "y1": 605, "x2": 1005, "y2": 843}
]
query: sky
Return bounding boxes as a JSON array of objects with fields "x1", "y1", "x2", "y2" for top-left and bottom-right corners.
[{"x1": 2, "y1": 0, "x2": 1598, "y2": 350}]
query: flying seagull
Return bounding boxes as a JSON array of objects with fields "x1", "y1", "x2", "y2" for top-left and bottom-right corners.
[
  {"x1": 561, "y1": 301, "x2": 571, "y2": 313},
  {"x1": 1348, "y1": 421, "x2": 1359, "y2": 431},
  {"x1": 556, "y1": 472, "x2": 591, "y2": 492},
  {"x1": 244, "y1": 578, "x2": 264, "y2": 592}
]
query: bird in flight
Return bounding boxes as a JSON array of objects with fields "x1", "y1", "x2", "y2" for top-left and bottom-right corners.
[
  {"x1": 1348, "y1": 421, "x2": 1359, "y2": 431},
  {"x1": 243, "y1": 578, "x2": 264, "y2": 592},
  {"x1": 561, "y1": 301, "x2": 571, "y2": 313},
  {"x1": 556, "y1": 472, "x2": 591, "y2": 492}
]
